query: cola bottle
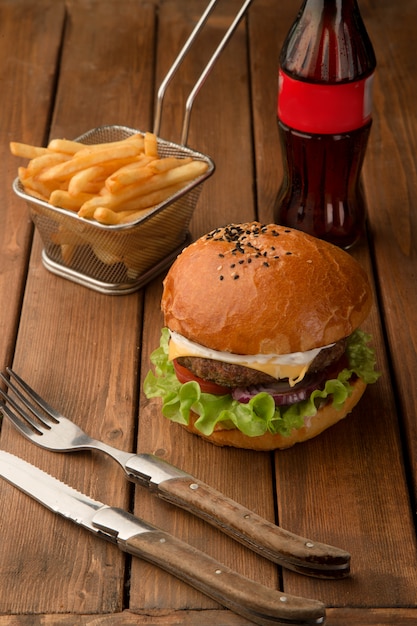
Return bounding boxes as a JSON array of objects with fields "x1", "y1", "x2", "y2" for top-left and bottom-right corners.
[{"x1": 273, "y1": 0, "x2": 376, "y2": 249}]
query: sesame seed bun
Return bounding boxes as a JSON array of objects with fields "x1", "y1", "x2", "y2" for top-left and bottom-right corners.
[
  {"x1": 162, "y1": 222, "x2": 372, "y2": 355},
  {"x1": 149, "y1": 222, "x2": 376, "y2": 450}
]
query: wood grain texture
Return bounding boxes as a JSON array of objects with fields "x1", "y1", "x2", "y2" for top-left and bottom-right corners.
[
  {"x1": 0, "y1": 0, "x2": 64, "y2": 373},
  {"x1": 359, "y1": 0, "x2": 417, "y2": 503},
  {"x1": 248, "y1": 0, "x2": 417, "y2": 608},
  {"x1": 130, "y1": 0, "x2": 281, "y2": 614},
  {"x1": 2, "y1": 607, "x2": 417, "y2": 625},
  {"x1": 0, "y1": 0, "x2": 155, "y2": 615},
  {"x1": 1, "y1": 0, "x2": 417, "y2": 623}
]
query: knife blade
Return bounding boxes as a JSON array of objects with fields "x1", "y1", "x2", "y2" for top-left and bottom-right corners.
[{"x1": 0, "y1": 451, "x2": 326, "y2": 626}]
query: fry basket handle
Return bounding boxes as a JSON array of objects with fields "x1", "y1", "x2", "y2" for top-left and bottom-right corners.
[{"x1": 153, "y1": 0, "x2": 254, "y2": 146}]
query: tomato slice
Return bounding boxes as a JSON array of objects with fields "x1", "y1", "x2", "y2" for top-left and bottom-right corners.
[{"x1": 173, "y1": 359, "x2": 230, "y2": 395}]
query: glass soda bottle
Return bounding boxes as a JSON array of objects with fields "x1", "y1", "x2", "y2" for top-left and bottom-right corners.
[{"x1": 273, "y1": 0, "x2": 376, "y2": 249}]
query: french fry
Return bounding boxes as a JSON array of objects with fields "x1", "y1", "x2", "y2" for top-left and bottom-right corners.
[
  {"x1": 9, "y1": 142, "x2": 50, "y2": 159},
  {"x1": 50, "y1": 225, "x2": 89, "y2": 247},
  {"x1": 144, "y1": 132, "x2": 158, "y2": 157},
  {"x1": 60, "y1": 243, "x2": 76, "y2": 265},
  {"x1": 50, "y1": 189, "x2": 94, "y2": 211},
  {"x1": 18, "y1": 168, "x2": 57, "y2": 201},
  {"x1": 74, "y1": 135, "x2": 144, "y2": 158},
  {"x1": 79, "y1": 159, "x2": 208, "y2": 215},
  {"x1": 26, "y1": 152, "x2": 72, "y2": 177},
  {"x1": 148, "y1": 156, "x2": 192, "y2": 173},
  {"x1": 84, "y1": 156, "x2": 143, "y2": 184},
  {"x1": 50, "y1": 226, "x2": 87, "y2": 265},
  {"x1": 123, "y1": 159, "x2": 208, "y2": 201},
  {"x1": 93, "y1": 183, "x2": 187, "y2": 217},
  {"x1": 76, "y1": 203, "x2": 98, "y2": 219},
  {"x1": 47, "y1": 133, "x2": 144, "y2": 155},
  {"x1": 11, "y1": 133, "x2": 209, "y2": 233},
  {"x1": 92, "y1": 207, "x2": 136, "y2": 225},
  {"x1": 68, "y1": 165, "x2": 105, "y2": 196},
  {"x1": 105, "y1": 158, "x2": 155, "y2": 193},
  {"x1": 47, "y1": 138, "x2": 86, "y2": 154},
  {"x1": 116, "y1": 183, "x2": 186, "y2": 214},
  {"x1": 39, "y1": 141, "x2": 144, "y2": 182},
  {"x1": 92, "y1": 242, "x2": 123, "y2": 265},
  {"x1": 22, "y1": 187, "x2": 49, "y2": 202}
]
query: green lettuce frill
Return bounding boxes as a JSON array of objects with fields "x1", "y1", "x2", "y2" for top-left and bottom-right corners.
[{"x1": 143, "y1": 328, "x2": 380, "y2": 438}]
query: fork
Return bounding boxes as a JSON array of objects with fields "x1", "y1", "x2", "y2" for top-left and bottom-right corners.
[
  {"x1": 0, "y1": 368, "x2": 137, "y2": 469},
  {"x1": 0, "y1": 367, "x2": 351, "y2": 578}
]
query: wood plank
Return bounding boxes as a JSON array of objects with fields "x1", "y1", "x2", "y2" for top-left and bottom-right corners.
[
  {"x1": 0, "y1": 0, "x2": 64, "y2": 372},
  {"x1": 0, "y1": 0, "x2": 156, "y2": 614},
  {"x1": 132, "y1": 0, "x2": 279, "y2": 613},
  {"x1": 3, "y1": 607, "x2": 417, "y2": 625},
  {"x1": 1, "y1": 0, "x2": 416, "y2": 622},
  {"x1": 360, "y1": 0, "x2": 417, "y2": 499},
  {"x1": 248, "y1": 0, "x2": 293, "y2": 223},
  {"x1": 248, "y1": 0, "x2": 417, "y2": 608}
]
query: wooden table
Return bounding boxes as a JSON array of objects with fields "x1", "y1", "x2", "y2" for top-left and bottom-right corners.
[{"x1": 1, "y1": 0, "x2": 416, "y2": 624}]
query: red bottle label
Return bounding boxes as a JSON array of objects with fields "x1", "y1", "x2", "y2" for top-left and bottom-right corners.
[{"x1": 278, "y1": 69, "x2": 374, "y2": 134}]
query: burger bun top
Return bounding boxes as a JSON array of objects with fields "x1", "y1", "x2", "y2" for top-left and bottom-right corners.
[{"x1": 162, "y1": 222, "x2": 372, "y2": 355}]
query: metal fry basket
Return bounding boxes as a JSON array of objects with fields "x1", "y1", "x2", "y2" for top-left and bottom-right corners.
[
  {"x1": 13, "y1": 127, "x2": 213, "y2": 294},
  {"x1": 12, "y1": 0, "x2": 252, "y2": 294}
]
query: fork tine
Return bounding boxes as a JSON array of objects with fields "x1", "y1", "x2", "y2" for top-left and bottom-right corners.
[
  {"x1": 0, "y1": 397, "x2": 43, "y2": 437},
  {"x1": 6, "y1": 368, "x2": 60, "y2": 424},
  {"x1": 0, "y1": 372, "x2": 54, "y2": 429}
]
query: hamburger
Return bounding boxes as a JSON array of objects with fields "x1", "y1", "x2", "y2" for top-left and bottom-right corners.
[{"x1": 144, "y1": 222, "x2": 379, "y2": 450}]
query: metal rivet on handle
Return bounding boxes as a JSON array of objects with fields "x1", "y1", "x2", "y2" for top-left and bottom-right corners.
[
  {"x1": 280, "y1": 596, "x2": 288, "y2": 603},
  {"x1": 215, "y1": 569, "x2": 222, "y2": 575},
  {"x1": 305, "y1": 542, "x2": 315, "y2": 548},
  {"x1": 189, "y1": 483, "x2": 199, "y2": 490}
]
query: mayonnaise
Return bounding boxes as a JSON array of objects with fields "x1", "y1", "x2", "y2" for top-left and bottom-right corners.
[{"x1": 168, "y1": 330, "x2": 335, "y2": 386}]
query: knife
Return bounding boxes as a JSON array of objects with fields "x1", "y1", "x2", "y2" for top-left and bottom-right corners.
[{"x1": 0, "y1": 451, "x2": 326, "y2": 626}]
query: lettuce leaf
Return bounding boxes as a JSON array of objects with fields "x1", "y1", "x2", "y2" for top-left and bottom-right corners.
[{"x1": 143, "y1": 328, "x2": 380, "y2": 438}]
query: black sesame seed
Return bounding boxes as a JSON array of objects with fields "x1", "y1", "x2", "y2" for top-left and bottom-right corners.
[
  {"x1": 263, "y1": 262, "x2": 270, "y2": 267},
  {"x1": 234, "y1": 274, "x2": 239, "y2": 280},
  {"x1": 219, "y1": 275, "x2": 224, "y2": 281}
]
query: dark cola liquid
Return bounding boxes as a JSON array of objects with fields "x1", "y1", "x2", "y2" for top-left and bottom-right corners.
[
  {"x1": 274, "y1": 120, "x2": 371, "y2": 249},
  {"x1": 274, "y1": 0, "x2": 376, "y2": 249}
]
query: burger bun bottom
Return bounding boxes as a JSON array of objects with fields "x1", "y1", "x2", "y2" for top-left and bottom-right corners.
[{"x1": 181, "y1": 377, "x2": 367, "y2": 451}]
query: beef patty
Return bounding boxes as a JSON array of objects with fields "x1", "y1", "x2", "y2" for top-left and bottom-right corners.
[{"x1": 176, "y1": 338, "x2": 347, "y2": 388}]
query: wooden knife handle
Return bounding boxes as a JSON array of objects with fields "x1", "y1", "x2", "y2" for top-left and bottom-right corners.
[
  {"x1": 157, "y1": 476, "x2": 350, "y2": 578},
  {"x1": 125, "y1": 529, "x2": 326, "y2": 626}
]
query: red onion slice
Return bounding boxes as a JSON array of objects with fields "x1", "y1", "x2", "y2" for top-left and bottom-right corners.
[{"x1": 231, "y1": 361, "x2": 343, "y2": 406}]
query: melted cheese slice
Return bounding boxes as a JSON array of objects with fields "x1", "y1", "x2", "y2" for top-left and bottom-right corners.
[{"x1": 168, "y1": 331, "x2": 334, "y2": 386}]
